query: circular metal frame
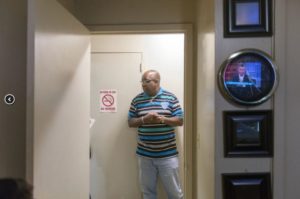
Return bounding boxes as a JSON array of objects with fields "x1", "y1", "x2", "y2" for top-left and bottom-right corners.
[{"x1": 218, "y1": 49, "x2": 279, "y2": 106}]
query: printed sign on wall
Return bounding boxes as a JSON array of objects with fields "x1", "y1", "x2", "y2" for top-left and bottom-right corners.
[{"x1": 100, "y1": 90, "x2": 117, "y2": 112}]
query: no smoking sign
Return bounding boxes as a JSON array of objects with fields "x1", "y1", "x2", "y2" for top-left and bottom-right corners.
[
  {"x1": 100, "y1": 90, "x2": 117, "y2": 112},
  {"x1": 102, "y1": 94, "x2": 114, "y2": 107}
]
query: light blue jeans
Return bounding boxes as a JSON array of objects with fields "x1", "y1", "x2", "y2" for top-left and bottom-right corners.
[{"x1": 137, "y1": 156, "x2": 184, "y2": 199}]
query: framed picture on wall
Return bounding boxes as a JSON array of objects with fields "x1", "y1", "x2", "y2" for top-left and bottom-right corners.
[
  {"x1": 224, "y1": 0, "x2": 272, "y2": 37},
  {"x1": 218, "y1": 49, "x2": 278, "y2": 106},
  {"x1": 223, "y1": 110, "x2": 273, "y2": 157},
  {"x1": 222, "y1": 172, "x2": 272, "y2": 199}
]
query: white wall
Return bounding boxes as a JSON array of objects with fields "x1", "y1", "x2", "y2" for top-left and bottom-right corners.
[
  {"x1": 27, "y1": 0, "x2": 90, "y2": 198},
  {"x1": 90, "y1": 34, "x2": 184, "y2": 101},
  {"x1": 0, "y1": 0, "x2": 27, "y2": 178}
]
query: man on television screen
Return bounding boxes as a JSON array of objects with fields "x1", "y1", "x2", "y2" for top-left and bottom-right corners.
[
  {"x1": 230, "y1": 62, "x2": 260, "y2": 100},
  {"x1": 232, "y1": 63, "x2": 252, "y2": 83}
]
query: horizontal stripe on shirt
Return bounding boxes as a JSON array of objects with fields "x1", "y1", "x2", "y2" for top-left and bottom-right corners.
[
  {"x1": 139, "y1": 133, "x2": 175, "y2": 141},
  {"x1": 138, "y1": 131, "x2": 174, "y2": 136},
  {"x1": 136, "y1": 148, "x2": 178, "y2": 158},
  {"x1": 138, "y1": 142, "x2": 176, "y2": 150},
  {"x1": 140, "y1": 138, "x2": 176, "y2": 145},
  {"x1": 138, "y1": 126, "x2": 174, "y2": 133},
  {"x1": 128, "y1": 88, "x2": 183, "y2": 159},
  {"x1": 137, "y1": 145, "x2": 176, "y2": 153}
]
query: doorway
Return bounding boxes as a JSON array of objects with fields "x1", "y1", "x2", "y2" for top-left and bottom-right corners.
[
  {"x1": 28, "y1": 1, "x2": 194, "y2": 198},
  {"x1": 89, "y1": 27, "x2": 193, "y2": 199}
]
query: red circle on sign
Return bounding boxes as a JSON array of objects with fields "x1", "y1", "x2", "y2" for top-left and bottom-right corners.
[{"x1": 102, "y1": 94, "x2": 114, "y2": 107}]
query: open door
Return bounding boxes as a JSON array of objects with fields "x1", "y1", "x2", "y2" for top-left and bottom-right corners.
[
  {"x1": 27, "y1": 1, "x2": 90, "y2": 198},
  {"x1": 90, "y1": 52, "x2": 142, "y2": 199}
]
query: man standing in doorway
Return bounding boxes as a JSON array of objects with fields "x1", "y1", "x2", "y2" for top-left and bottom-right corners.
[{"x1": 128, "y1": 69, "x2": 184, "y2": 199}]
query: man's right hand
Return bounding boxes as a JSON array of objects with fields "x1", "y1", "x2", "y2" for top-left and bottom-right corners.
[{"x1": 143, "y1": 112, "x2": 161, "y2": 124}]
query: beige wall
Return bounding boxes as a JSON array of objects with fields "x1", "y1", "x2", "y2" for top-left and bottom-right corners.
[
  {"x1": 195, "y1": 0, "x2": 215, "y2": 199},
  {"x1": 285, "y1": 0, "x2": 300, "y2": 198},
  {"x1": 272, "y1": 0, "x2": 286, "y2": 198},
  {"x1": 0, "y1": 0, "x2": 27, "y2": 178},
  {"x1": 74, "y1": 0, "x2": 196, "y2": 25},
  {"x1": 57, "y1": 0, "x2": 77, "y2": 16}
]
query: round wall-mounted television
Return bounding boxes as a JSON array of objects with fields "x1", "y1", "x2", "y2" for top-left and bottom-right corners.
[{"x1": 218, "y1": 49, "x2": 278, "y2": 106}]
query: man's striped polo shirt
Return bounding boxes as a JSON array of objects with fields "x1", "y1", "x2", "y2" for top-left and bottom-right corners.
[{"x1": 128, "y1": 88, "x2": 183, "y2": 159}]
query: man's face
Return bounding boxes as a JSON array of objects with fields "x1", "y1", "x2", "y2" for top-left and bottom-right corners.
[
  {"x1": 141, "y1": 72, "x2": 160, "y2": 96},
  {"x1": 238, "y1": 66, "x2": 246, "y2": 76}
]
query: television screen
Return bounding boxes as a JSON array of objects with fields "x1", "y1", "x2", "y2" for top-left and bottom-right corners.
[
  {"x1": 224, "y1": 62, "x2": 261, "y2": 88},
  {"x1": 235, "y1": 2, "x2": 260, "y2": 26}
]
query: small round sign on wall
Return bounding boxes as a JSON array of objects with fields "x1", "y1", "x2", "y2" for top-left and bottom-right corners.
[{"x1": 4, "y1": 94, "x2": 15, "y2": 105}]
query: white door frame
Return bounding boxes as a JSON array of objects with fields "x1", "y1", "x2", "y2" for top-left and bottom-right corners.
[{"x1": 87, "y1": 24, "x2": 195, "y2": 199}]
